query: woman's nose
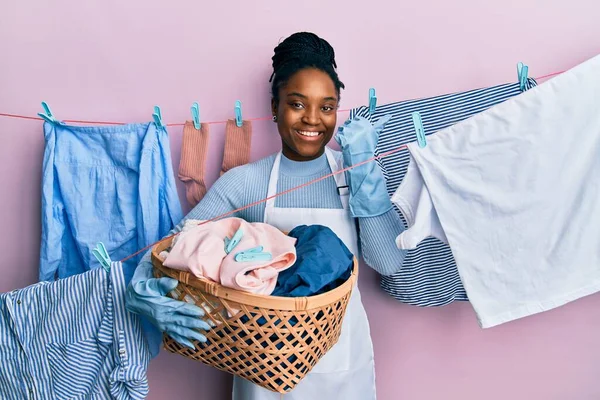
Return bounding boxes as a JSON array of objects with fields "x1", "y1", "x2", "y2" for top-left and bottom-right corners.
[{"x1": 301, "y1": 108, "x2": 320, "y2": 125}]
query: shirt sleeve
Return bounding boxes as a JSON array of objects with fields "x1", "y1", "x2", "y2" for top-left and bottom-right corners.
[
  {"x1": 332, "y1": 147, "x2": 408, "y2": 276},
  {"x1": 357, "y1": 208, "x2": 408, "y2": 276},
  {"x1": 108, "y1": 261, "x2": 151, "y2": 400}
]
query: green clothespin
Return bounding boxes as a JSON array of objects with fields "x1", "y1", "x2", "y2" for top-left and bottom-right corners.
[
  {"x1": 412, "y1": 111, "x2": 427, "y2": 148},
  {"x1": 191, "y1": 102, "x2": 201, "y2": 129},
  {"x1": 38, "y1": 101, "x2": 62, "y2": 124},
  {"x1": 368, "y1": 88, "x2": 377, "y2": 114},
  {"x1": 234, "y1": 100, "x2": 243, "y2": 127},
  {"x1": 517, "y1": 62, "x2": 529, "y2": 92},
  {"x1": 234, "y1": 246, "x2": 272, "y2": 262},
  {"x1": 152, "y1": 105, "x2": 165, "y2": 129},
  {"x1": 92, "y1": 242, "x2": 112, "y2": 272},
  {"x1": 224, "y1": 228, "x2": 244, "y2": 254}
]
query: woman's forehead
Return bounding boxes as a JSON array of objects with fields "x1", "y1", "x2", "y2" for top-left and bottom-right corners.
[{"x1": 282, "y1": 69, "x2": 337, "y2": 99}]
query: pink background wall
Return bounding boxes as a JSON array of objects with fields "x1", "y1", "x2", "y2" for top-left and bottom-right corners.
[{"x1": 1, "y1": 1, "x2": 599, "y2": 399}]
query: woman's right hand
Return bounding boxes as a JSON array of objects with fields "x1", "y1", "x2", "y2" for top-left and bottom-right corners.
[{"x1": 125, "y1": 267, "x2": 211, "y2": 349}]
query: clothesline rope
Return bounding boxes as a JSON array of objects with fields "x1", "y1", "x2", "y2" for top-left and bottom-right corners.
[
  {"x1": 120, "y1": 144, "x2": 408, "y2": 262},
  {"x1": 0, "y1": 71, "x2": 564, "y2": 127},
  {"x1": 0, "y1": 68, "x2": 565, "y2": 263}
]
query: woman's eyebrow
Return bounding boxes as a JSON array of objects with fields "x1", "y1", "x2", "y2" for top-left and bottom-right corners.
[
  {"x1": 287, "y1": 92, "x2": 307, "y2": 98},
  {"x1": 287, "y1": 93, "x2": 338, "y2": 102}
]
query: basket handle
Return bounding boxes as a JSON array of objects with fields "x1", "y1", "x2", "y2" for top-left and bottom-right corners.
[
  {"x1": 295, "y1": 297, "x2": 308, "y2": 310},
  {"x1": 178, "y1": 271, "x2": 190, "y2": 285},
  {"x1": 204, "y1": 280, "x2": 218, "y2": 296}
]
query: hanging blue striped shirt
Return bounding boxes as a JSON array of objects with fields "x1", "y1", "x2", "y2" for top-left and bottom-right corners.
[
  {"x1": 0, "y1": 262, "x2": 150, "y2": 400},
  {"x1": 349, "y1": 79, "x2": 537, "y2": 307}
]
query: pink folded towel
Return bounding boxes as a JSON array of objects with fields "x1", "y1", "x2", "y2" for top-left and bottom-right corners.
[{"x1": 163, "y1": 217, "x2": 297, "y2": 295}]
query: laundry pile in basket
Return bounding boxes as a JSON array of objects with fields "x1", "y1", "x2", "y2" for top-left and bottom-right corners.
[{"x1": 158, "y1": 217, "x2": 354, "y2": 297}]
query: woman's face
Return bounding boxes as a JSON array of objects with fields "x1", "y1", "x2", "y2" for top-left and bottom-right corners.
[{"x1": 272, "y1": 68, "x2": 338, "y2": 161}]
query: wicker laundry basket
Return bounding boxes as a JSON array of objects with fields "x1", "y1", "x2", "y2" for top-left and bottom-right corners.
[{"x1": 151, "y1": 236, "x2": 358, "y2": 393}]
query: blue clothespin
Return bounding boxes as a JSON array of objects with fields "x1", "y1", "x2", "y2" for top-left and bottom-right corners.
[
  {"x1": 92, "y1": 242, "x2": 112, "y2": 273},
  {"x1": 234, "y1": 100, "x2": 243, "y2": 127},
  {"x1": 233, "y1": 246, "x2": 271, "y2": 262},
  {"x1": 234, "y1": 250, "x2": 272, "y2": 263},
  {"x1": 368, "y1": 88, "x2": 377, "y2": 114},
  {"x1": 412, "y1": 111, "x2": 427, "y2": 148},
  {"x1": 37, "y1": 101, "x2": 60, "y2": 124},
  {"x1": 152, "y1": 105, "x2": 165, "y2": 129},
  {"x1": 225, "y1": 228, "x2": 244, "y2": 254},
  {"x1": 517, "y1": 62, "x2": 529, "y2": 92},
  {"x1": 241, "y1": 246, "x2": 264, "y2": 253},
  {"x1": 191, "y1": 102, "x2": 201, "y2": 129}
]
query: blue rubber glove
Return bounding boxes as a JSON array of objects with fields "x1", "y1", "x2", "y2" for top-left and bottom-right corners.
[
  {"x1": 125, "y1": 263, "x2": 210, "y2": 350},
  {"x1": 335, "y1": 114, "x2": 393, "y2": 218}
]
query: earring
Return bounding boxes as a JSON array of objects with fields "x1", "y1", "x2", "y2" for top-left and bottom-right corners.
[{"x1": 272, "y1": 115, "x2": 277, "y2": 122}]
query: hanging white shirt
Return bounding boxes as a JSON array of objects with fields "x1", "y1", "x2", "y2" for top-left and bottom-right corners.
[{"x1": 391, "y1": 54, "x2": 600, "y2": 328}]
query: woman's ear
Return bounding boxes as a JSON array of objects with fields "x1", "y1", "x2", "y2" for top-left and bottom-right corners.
[{"x1": 271, "y1": 98, "x2": 277, "y2": 118}]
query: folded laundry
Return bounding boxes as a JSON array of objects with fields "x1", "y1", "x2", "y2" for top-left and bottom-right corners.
[{"x1": 162, "y1": 218, "x2": 297, "y2": 295}]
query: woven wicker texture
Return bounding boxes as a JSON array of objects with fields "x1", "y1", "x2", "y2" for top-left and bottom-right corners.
[{"x1": 151, "y1": 237, "x2": 357, "y2": 393}]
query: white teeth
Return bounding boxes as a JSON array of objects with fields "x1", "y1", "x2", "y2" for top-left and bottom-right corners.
[{"x1": 297, "y1": 130, "x2": 321, "y2": 137}]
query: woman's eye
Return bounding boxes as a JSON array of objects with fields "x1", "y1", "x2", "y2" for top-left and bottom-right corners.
[
  {"x1": 322, "y1": 105, "x2": 334, "y2": 112},
  {"x1": 291, "y1": 102, "x2": 304, "y2": 109}
]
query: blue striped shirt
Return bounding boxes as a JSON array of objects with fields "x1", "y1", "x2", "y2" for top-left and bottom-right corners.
[
  {"x1": 0, "y1": 262, "x2": 150, "y2": 400},
  {"x1": 350, "y1": 79, "x2": 537, "y2": 307}
]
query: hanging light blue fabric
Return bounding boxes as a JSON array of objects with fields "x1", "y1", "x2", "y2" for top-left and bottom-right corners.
[{"x1": 39, "y1": 120, "x2": 183, "y2": 285}]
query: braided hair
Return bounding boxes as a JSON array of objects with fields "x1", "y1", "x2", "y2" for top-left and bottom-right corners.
[{"x1": 270, "y1": 32, "x2": 345, "y2": 105}]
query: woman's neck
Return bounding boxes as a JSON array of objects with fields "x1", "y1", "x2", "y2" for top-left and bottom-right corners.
[{"x1": 280, "y1": 151, "x2": 329, "y2": 177}]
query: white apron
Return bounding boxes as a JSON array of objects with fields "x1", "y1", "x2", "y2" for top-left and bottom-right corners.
[{"x1": 232, "y1": 148, "x2": 377, "y2": 400}]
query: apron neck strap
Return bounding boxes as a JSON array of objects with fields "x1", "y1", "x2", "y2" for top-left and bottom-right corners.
[
  {"x1": 265, "y1": 152, "x2": 282, "y2": 208},
  {"x1": 323, "y1": 147, "x2": 348, "y2": 190}
]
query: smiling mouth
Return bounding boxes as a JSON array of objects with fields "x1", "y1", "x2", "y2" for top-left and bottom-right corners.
[{"x1": 295, "y1": 130, "x2": 323, "y2": 139}]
